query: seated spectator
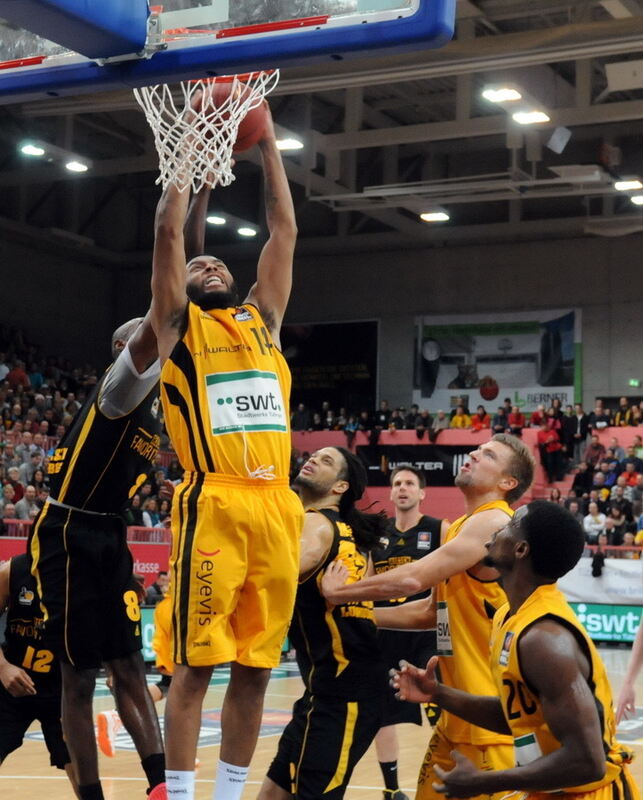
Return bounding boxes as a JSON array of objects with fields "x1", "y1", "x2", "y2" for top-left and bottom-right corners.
[
  {"x1": 166, "y1": 456, "x2": 183, "y2": 483},
  {"x1": 603, "y1": 460, "x2": 620, "y2": 489},
  {"x1": 449, "y1": 405, "x2": 471, "y2": 430},
  {"x1": 583, "y1": 434, "x2": 606, "y2": 469},
  {"x1": 631, "y1": 473, "x2": 643, "y2": 518},
  {"x1": 609, "y1": 484, "x2": 634, "y2": 520},
  {"x1": 310, "y1": 412, "x2": 324, "y2": 431},
  {"x1": 124, "y1": 493, "x2": 144, "y2": 527},
  {"x1": 404, "y1": 404, "x2": 419, "y2": 430},
  {"x1": 343, "y1": 415, "x2": 358, "y2": 447},
  {"x1": 608, "y1": 436, "x2": 625, "y2": 462},
  {"x1": 537, "y1": 420, "x2": 564, "y2": 483},
  {"x1": 388, "y1": 409, "x2": 405, "y2": 430},
  {"x1": 583, "y1": 489, "x2": 609, "y2": 516},
  {"x1": 142, "y1": 497, "x2": 161, "y2": 528},
  {"x1": 31, "y1": 467, "x2": 48, "y2": 493},
  {"x1": 357, "y1": 410, "x2": 372, "y2": 432},
  {"x1": 450, "y1": 396, "x2": 470, "y2": 419},
  {"x1": 4, "y1": 466, "x2": 24, "y2": 502},
  {"x1": 6, "y1": 360, "x2": 30, "y2": 391},
  {"x1": 621, "y1": 445, "x2": 643, "y2": 473},
  {"x1": 549, "y1": 487, "x2": 563, "y2": 504},
  {"x1": 0, "y1": 482, "x2": 16, "y2": 514},
  {"x1": 429, "y1": 410, "x2": 449, "y2": 442},
  {"x1": 158, "y1": 498, "x2": 172, "y2": 527},
  {"x1": 631, "y1": 405, "x2": 642, "y2": 426},
  {"x1": 14, "y1": 485, "x2": 38, "y2": 520},
  {"x1": 145, "y1": 571, "x2": 169, "y2": 606},
  {"x1": 613, "y1": 396, "x2": 632, "y2": 427},
  {"x1": 470, "y1": 405, "x2": 490, "y2": 432},
  {"x1": 491, "y1": 406, "x2": 508, "y2": 434},
  {"x1": 19, "y1": 451, "x2": 43, "y2": 486},
  {"x1": 336, "y1": 408, "x2": 348, "y2": 429},
  {"x1": 291, "y1": 403, "x2": 311, "y2": 432},
  {"x1": 507, "y1": 405, "x2": 525, "y2": 437},
  {"x1": 323, "y1": 410, "x2": 336, "y2": 431},
  {"x1": 620, "y1": 531, "x2": 639, "y2": 558},
  {"x1": 583, "y1": 501, "x2": 606, "y2": 543},
  {"x1": 591, "y1": 471, "x2": 610, "y2": 503},
  {"x1": 623, "y1": 462, "x2": 640, "y2": 488},
  {"x1": 529, "y1": 404, "x2": 546, "y2": 427},
  {"x1": 634, "y1": 434, "x2": 643, "y2": 459},
  {"x1": 567, "y1": 499, "x2": 584, "y2": 527},
  {"x1": 415, "y1": 409, "x2": 433, "y2": 440},
  {"x1": 607, "y1": 506, "x2": 629, "y2": 545}
]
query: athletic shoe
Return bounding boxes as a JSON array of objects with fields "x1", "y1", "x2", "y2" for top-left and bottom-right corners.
[
  {"x1": 384, "y1": 792, "x2": 409, "y2": 800},
  {"x1": 96, "y1": 709, "x2": 122, "y2": 757},
  {"x1": 148, "y1": 783, "x2": 168, "y2": 800}
]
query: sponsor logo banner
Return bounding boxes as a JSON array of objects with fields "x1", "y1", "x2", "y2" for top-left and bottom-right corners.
[{"x1": 357, "y1": 444, "x2": 472, "y2": 487}]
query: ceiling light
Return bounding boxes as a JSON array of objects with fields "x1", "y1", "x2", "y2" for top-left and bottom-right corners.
[
  {"x1": 237, "y1": 227, "x2": 257, "y2": 237},
  {"x1": 482, "y1": 87, "x2": 522, "y2": 104},
  {"x1": 20, "y1": 142, "x2": 45, "y2": 157},
  {"x1": 206, "y1": 215, "x2": 226, "y2": 225},
  {"x1": 420, "y1": 211, "x2": 450, "y2": 223},
  {"x1": 65, "y1": 160, "x2": 89, "y2": 173},
  {"x1": 512, "y1": 110, "x2": 550, "y2": 125},
  {"x1": 614, "y1": 179, "x2": 643, "y2": 192},
  {"x1": 276, "y1": 138, "x2": 304, "y2": 151},
  {"x1": 631, "y1": 195, "x2": 643, "y2": 206}
]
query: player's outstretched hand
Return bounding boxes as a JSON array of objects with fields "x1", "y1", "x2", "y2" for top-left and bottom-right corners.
[
  {"x1": 616, "y1": 682, "x2": 636, "y2": 723},
  {"x1": 390, "y1": 655, "x2": 439, "y2": 703},
  {"x1": 0, "y1": 663, "x2": 36, "y2": 697},
  {"x1": 321, "y1": 559, "x2": 349, "y2": 604},
  {"x1": 433, "y1": 750, "x2": 484, "y2": 798}
]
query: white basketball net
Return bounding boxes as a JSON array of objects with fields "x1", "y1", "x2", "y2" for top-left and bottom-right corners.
[{"x1": 133, "y1": 70, "x2": 280, "y2": 193}]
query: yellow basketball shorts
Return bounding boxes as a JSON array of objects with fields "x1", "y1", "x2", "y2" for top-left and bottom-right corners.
[
  {"x1": 169, "y1": 473, "x2": 304, "y2": 668},
  {"x1": 526, "y1": 768, "x2": 639, "y2": 800},
  {"x1": 416, "y1": 724, "x2": 514, "y2": 800}
]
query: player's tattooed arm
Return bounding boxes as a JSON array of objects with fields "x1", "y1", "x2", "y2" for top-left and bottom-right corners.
[{"x1": 245, "y1": 103, "x2": 296, "y2": 348}]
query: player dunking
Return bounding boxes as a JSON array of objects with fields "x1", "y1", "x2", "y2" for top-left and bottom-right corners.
[
  {"x1": 150, "y1": 102, "x2": 304, "y2": 800},
  {"x1": 323, "y1": 434, "x2": 535, "y2": 800},
  {"x1": 372, "y1": 465, "x2": 448, "y2": 800},
  {"x1": 392, "y1": 501, "x2": 639, "y2": 799},
  {"x1": 259, "y1": 446, "x2": 390, "y2": 800}
]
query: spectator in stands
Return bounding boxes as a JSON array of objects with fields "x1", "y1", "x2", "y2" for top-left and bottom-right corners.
[
  {"x1": 31, "y1": 467, "x2": 48, "y2": 493},
  {"x1": 537, "y1": 420, "x2": 564, "y2": 483},
  {"x1": 529, "y1": 404, "x2": 546, "y2": 427},
  {"x1": 588, "y1": 404, "x2": 610, "y2": 432},
  {"x1": 603, "y1": 460, "x2": 620, "y2": 489},
  {"x1": 631, "y1": 474, "x2": 643, "y2": 518},
  {"x1": 584, "y1": 488, "x2": 609, "y2": 515},
  {"x1": 429, "y1": 409, "x2": 449, "y2": 442},
  {"x1": 0, "y1": 442, "x2": 20, "y2": 469},
  {"x1": 614, "y1": 396, "x2": 633, "y2": 427},
  {"x1": 491, "y1": 406, "x2": 508, "y2": 434},
  {"x1": 15, "y1": 432, "x2": 35, "y2": 464},
  {"x1": 549, "y1": 487, "x2": 563, "y2": 504},
  {"x1": 608, "y1": 436, "x2": 625, "y2": 463},
  {"x1": 336, "y1": 408, "x2": 348, "y2": 430},
  {"x1": 623, "y1": 462, "x2": 640, "y2": 488},
  {"x1": 568, "y1": 403, "x2": 590, "y2": 464},
  {"x1": 343, "y1": 415, "x2": 358, "y2": 447},
  {"x1": 323, "y1": 410, "x2": 336, "y2": 431},
  {"x1": 567, "y1": 500, "x2": 584, "y2": 527},
  {"x1": 634, "y1": 435, "x2": 643, "y2": 458},
  {"x1": 620, "y1": 531, "x2": 639, "y2": 558},
  {"x1": 166, "y1": 457, "x2": 182, "y2": 483},
  {"x1": 124, "y1": 493, "x2": 145, "y2": 527},
  {"x1": 449, "y1": 405, "x2": 471, "y2": 429},
  {"x1": 19, "y1": 451, "x2": 43, "y2": 486},
  {"x1": 14, "y1": 485, "x2": 37, "y2": 520},
  {"x1": 507, "y1": 405, "x2": 525, "y2": 437},
  {"x1": 622, "y1": 445, "x2": 643, "y2": 473},
  {"x1": 142, "y1": 498, "x2": 161, "y2": 528},
  {"x1": 583, "y1": 434, "x2": 606, "y2": 469},
  {"x1": 415, "y1": 409, "x2": 433, "y2": 439},
  {"x1": 502, "y1": 397, "x2": 512, "y2": 416},
  {"x1": 4, "y1": 467, "x2": 24, "y2": 502},
  {"x1": 545, "y1": 406, "x2": 563, "y2": 434},
  {"x1": 451, "y1": 396, "x2": 471, "y2": 418},
  {"x1": 145, "y1": 571, "x2": 169, "y2": 606},
  {"x1": 373, "y1": 400, "x2": 391, "y2": 430},
  {"x1": 610, "y1": 484, "x2": 634, "y2": 521},
  {"x1": 6, "y1": 360, "x2": 30, "y2": 391},
  {"x1": 404, "y1": 404, "x2": 419, "y2": 430},
  {"x1": 158, "y1": 499, "x2": 171, "y2": 527},
  {"x1": 551, "y1": 397, "x2": 564, "y2": 421},
  {"x1": 583, "y1": 501, "x2": 606, "y2": 543},
  {"x1": 0, "y1": 483, "x2": 16, "y2": 514},
  {"x1": 470, "y1": 405, "x2": 490, "y2": 432},
  {"x1": 357, "y1": 410, "x2": 372, "y2": 432},
  {"x1": 291, "y1": 403, "x2": 311, "y2": 432},
  {"x1": 388, "y1": 409, "x2": 404, "y2": 430},
  {"x1": 607, "y1": 506, "x2": 630, "y2": 545},
  {"x1": 0, "y1": 353, "x2": 9, "y2": 382}
]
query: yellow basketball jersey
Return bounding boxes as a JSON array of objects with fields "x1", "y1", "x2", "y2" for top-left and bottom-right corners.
[
  {"x1": 490, "y1": 583, "x2": 634, "y2": 792},
  {"x1": 435, "y1": 500, "x2": 513, "y2": 746},
  {"x1": 152, "y1": 594, "x2": 173, "y2": 675},
  {"x1": 161, "y1": 302, "x2": 292, "y2": 479}
]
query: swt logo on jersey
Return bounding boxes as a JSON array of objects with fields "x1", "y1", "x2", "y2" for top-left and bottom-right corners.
[{"x1": 205, "y1": 370, "x2": 288, "y2": 435}]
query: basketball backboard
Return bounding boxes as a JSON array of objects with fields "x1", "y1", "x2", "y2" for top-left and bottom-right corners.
[{"x1": 0, "y1": 0, "x2": 455, "y2": 104}]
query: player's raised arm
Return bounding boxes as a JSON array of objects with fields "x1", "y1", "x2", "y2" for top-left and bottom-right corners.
[
  {"x1": 245, "y1": 104, "x2": 297, "y2": 346},
  {"x1": 322, "y1": 508, "x2": 507, "y2": 604}
]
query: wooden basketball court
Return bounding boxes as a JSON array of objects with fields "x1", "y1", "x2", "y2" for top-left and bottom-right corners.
[{"x1": 1, "y1": 646, "x2": 641, "y2": 798}]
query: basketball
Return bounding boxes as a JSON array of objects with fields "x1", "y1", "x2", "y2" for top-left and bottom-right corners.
[
  {"x1": 479, "y1": 375, "x2": 499, "y2": 401},
  {"x1": 208, "y1": 80, "x2": 268, "y2": 153}
]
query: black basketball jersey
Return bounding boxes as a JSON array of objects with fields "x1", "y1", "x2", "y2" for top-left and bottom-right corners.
[
  {"x1": 372, "y1": 514, "x2": 442, "y2": 608},
  {"x1": 290, "y1": 508, "x2": 385, "y2": 700},
  {"x1": 2, "y1": 554, "x2": 61, "y2": 697},
  {"x1": 47, "y1": 366, "x2": 161, "y2": 513}
]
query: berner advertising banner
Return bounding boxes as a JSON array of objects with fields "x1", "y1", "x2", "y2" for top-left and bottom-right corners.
[
  {"x1": 357, "y1": 444, "x2": 472, "y2": 487},
  {"x1": 413, "y1": 309, "x2": 582, "y2": 413}
]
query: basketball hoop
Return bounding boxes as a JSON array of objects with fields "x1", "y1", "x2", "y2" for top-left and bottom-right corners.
[{"x1": 134, "y1": 70, "x2": 280, "y2": 193}]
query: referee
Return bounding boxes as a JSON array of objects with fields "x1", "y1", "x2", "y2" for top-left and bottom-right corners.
[{"x1": 372, "y1": 465, "x2": 447, "y2": 800}]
